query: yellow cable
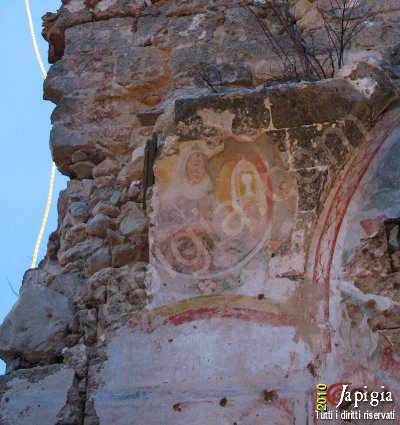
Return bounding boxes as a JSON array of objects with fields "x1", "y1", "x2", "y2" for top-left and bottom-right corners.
[
  {"x1": 25, "y1": 0, "x2": 57, "y2": 269},
  {"x1": 25, "y1": 0, "x2": 47, "y2": 79},
  {"x1": 31, "y1": 163, "x2": 56, "y2": 269}
]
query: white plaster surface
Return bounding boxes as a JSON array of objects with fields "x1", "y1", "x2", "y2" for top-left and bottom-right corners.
[{"x1": 94, "y1": 320, "x2": 312, "y2": 425}]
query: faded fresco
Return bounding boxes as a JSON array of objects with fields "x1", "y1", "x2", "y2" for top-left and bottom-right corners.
[
  {"x1": 152, "y1": 134, "x2": 297, "y2": 284},
  {"x1": 156, "y1": 140, "x2": 272, "y2": 276}
]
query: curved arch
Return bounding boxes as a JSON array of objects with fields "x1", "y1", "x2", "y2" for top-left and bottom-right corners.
[{"x1": 307, "y1": 106, "x2": 400, "y2": 351}]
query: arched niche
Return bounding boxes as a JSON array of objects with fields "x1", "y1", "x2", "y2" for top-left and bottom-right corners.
[{"x1": 307, "y1": 105, "x2": 400, "y2": 415}]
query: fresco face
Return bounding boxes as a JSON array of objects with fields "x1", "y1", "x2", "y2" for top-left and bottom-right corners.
[
  {"x1": 184, "y1": 151, "x2": 208, "y2": 184},
  {"x1": 153, "y1": 135, "x2": 297, "y2": 280}
]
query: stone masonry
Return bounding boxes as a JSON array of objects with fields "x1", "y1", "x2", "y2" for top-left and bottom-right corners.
[{"x1": 1, "y1": 1, "x2": 400, "y2": 424}]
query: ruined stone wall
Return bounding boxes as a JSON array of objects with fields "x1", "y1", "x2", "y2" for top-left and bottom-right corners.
[{"x1": 1, "y1": 1, "x2": 400, "y2": 424}]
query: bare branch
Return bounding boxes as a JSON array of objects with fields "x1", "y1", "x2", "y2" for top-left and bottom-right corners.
[
  {"x1": 237, "y1": 0, "x2": 380, "y2": 82},
  {"x1": 244, "y1": 2, "x2": 296, "y2": 70},
  {"x1": 318, "y1": 0, "x2": 380, "y2": 72},
  {"x1": 6, "y1": 277, "x2": 19, "y2": 298}
]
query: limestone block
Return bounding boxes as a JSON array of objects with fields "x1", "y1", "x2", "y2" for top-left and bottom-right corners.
[
  {"x1": 70, "y1": 160, "x2": 95, "y2": 178},
  {"x1": 0, "y1": 284, "x2": 74, "y2": 364},
  {"x1": 92, "y1": 201, "x2": 120, "y2": 218},
  {"x1": 0, "y1": 365, "x2": 75, "y2": 425},
  {"x1": 50, "y1": 123, "x2": 94, "y2": 176},
  {"x1": 87, "y1": 247, "x2": 112, "y2": 276},
  {"x1": 86, "y1": 214, "x2": 112, "y2": 238},
  {"x1": 111, "y1": 243, "x2": 138, "y2": 267},
  {"x1": 171, "y1": 43, "x2": 218, "y2": 85},
  {"x1": 195, "y1": 63, "x2": 253, "y2": 89},
  {"x1": 119, "y1": 203, "x2": 147, "y2": 236},
  {"x1": 68, "y1": 201, "x2": 90, "y2": 224},
  {"x1": 58, "y1": 238, "x2": 103, "y2": 266},
  {"x1": 164, "y1": 13, "x2": 218, "y2": 48},
  {"x1": 48, "y1": 271, "x2": 85, "y2": 303},
  {"x1": 92, "y1": 159, "x2": 119, "y2": 178},
  {"x1": 117, "y1": 159, "x2": 143, "y2": 188},
  {"x1": 65, "y1": 223, "x2": 87, "y2": 247}
]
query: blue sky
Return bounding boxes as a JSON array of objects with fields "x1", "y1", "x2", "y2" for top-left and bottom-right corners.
[{"x1": 0, "y1": 0, "x2": 66, "y2": 374}]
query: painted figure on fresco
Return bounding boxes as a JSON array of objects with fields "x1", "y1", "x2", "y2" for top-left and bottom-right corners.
[{"x1": 153, "y1": 137, "x2": 297, "y2": 278}]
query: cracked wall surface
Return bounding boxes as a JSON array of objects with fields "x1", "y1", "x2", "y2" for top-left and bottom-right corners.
[{"x1": 1, "y1": 0, "x2": 400, "y2": 424}]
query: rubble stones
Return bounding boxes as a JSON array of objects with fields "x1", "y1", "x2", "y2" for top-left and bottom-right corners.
[
  {"x1": 86, "y1": 214, "x2": 112, "y2": 238},
  {"x1": 119, "y1": 203, "x2": 147, "y2": 236},
  {"x1": 58, "y1": 238, "x2": 103, "y2": 266},
  {"x1": 86, "y1": 247, "x2": 112, "y2": 276},
  {"x1": 92, "y1": 201, "x2": 120, "y2": 218},
  {"x1": 111, "y1": 243, "x2": 138, "y2": 267},
  {"x1": 68, "y1": 201, "x2": 89, "y2": 224},
  {"x1": 92, "y1": 158, "x2": 119, "y2": 178}
]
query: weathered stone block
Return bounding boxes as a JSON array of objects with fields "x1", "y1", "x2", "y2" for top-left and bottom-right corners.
[
  {"x1": 114, "y1": 46, "x2": 170, "y2": 102},
  {"x1": 50, "y1": 122, "x2": 106, "y2": 177},
  {"x1": 58, "y1": 238, "x2": 103, "y2": 266},
  {"x1": 48, "y1": 271, "x2": 85, "y2": 303},
  {"x1": 0, "y1": 284, "x2": 74, "y2": 364},
  {"x1": 174, "y1": 74, "x2": 396, "y2": 133},
  {"x1": 0, "y1": 365, "x2": 75, "y2": 425},
  {"x1": 164, "y1": 13, "x2": 218, "y2": 48},
  {"x1": 92, "y1": 201, "x2": 120, "y2": 218},
  {"x1": 171, "y1": 43, "x2": 218, "y2": 85},
  {"x1": 87, "y1": 247, "x2": 112, "y2": 276},
  {"x1": 119, "y1": 203, "x2": 147, "y2": 236},
  {"x1": 195, "y1": 63, "x2": 253, "y2": 89},
  {"x1": 86, "y1": 214, "x2": 112, "y2": 238},
  {"x1": 111, "y1": 243, "x2": 138, "y2": 267}
]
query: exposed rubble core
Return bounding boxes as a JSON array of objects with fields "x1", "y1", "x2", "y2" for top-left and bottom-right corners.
[{"x1": 2, "y1": 0, "x2": 400, "y2": 424}]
